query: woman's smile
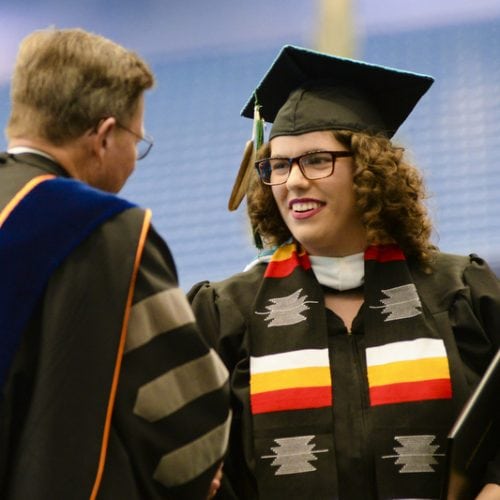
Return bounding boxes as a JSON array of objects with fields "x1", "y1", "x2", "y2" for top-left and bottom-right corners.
[{"x1": 289, "y1": 198, "x2": 326, "y2": 219}]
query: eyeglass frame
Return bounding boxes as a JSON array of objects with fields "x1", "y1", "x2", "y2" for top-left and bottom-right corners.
[
  {"x1": 255, "y1": 150, "x2": 353, "y2": 186},
  {"x1": 114, "y1": 121, "x2": 154, "y2": 160}
]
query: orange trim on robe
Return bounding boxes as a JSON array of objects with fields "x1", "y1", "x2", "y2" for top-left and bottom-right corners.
[{"x1": 90, "y1": 209, "x2": 152, "y2": 499}]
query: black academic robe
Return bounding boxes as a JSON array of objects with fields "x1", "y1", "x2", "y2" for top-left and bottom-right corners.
[
  {"x1": 0, "y1": 153, "x2": 231, "y2": 499},
  {"x1": 189, "y1": 252, "x2": 500, "y2": 499}
]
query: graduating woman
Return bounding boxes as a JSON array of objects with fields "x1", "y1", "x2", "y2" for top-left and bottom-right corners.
[{"x1": 189, "y1": 45, "x2": 500, "y2": 499}]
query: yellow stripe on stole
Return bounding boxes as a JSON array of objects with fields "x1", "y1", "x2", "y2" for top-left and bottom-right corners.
[
  {"x1": 367, "y1": 356, "x2": 450, "y2": 387},
  {"x1": 270, "y1": 243, "x2": 306, "y2": 262},
  {"x1": 251, "y1": 366, "x2": 331, "y2": 393}
]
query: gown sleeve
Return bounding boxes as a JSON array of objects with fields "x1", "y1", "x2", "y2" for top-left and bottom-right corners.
[
  {"x1": 450, "y1": 254, "x2": 500, "y2": 486},
  {"x1": 188, "y1": 281, "x2": 223, "y2": 349},
  {"x1": 188, "y1": 278, "x2": 259, "y2": 500},
  {"x1": 450, "y1": 255, "x2": 500, "y2": 374},
  {"x1": 108, "y1": 226, "x2": 231, "y2": 499}
]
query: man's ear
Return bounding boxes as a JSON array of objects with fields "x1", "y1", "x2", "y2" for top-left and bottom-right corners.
[{"x1": 92, "y1": 117, "x2": 116, "y2": 159}]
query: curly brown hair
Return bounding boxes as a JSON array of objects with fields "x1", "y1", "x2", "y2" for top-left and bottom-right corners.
[{"x1": 247, "y1": 130, "x2": 437, "y2": 270}]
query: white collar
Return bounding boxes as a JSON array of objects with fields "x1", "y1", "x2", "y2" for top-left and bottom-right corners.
[
  {"x1": 245, "y1": 250, "x2": 365, "y2": 291},
  {"x1": 7, "y1": 146, "x2": 56, "y2": 162},
  {"x1": 309, "y1": 253, "x2": 364, "y2": 291}
]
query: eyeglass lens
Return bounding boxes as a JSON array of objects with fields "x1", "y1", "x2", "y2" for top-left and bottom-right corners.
[
  {"x1": 136, "y1": 137, "x2": 153, "y2": 160},
  {"x1": 258, "y1": 151, "x2": 346, "y2": 185}
]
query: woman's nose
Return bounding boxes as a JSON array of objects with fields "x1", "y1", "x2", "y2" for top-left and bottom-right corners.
[{"x1": 286, "y1": 161, "x2": 310, "y2": 188}]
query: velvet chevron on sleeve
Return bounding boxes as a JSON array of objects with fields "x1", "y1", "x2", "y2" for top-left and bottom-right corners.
[{"x1": 107, "y1": 227, "x2": 231, "y2": 499}]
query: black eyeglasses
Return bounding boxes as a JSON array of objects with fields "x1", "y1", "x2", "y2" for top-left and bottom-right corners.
[
  {"x1": 255, "y1": 150, "x2": 353, "y2": 186},
  {"x1": 115, "y1": 122, "x2": 154, "y2": 160}
]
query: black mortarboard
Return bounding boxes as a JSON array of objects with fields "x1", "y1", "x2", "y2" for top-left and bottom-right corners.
[
  {"x1": 228, "y1": 45, "x2": 434, "y2": 211},
  {"x1": 241, "y1": 44, "x2": 434, "y2": 139}
]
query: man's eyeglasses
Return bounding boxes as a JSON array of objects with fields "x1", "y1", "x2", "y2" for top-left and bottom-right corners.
[
  {"x1": 255, "y1": 150, "x2": 353, "y2": 186},
  {"x1": 115, "y1": 122, "x2": 154, "y2": 160}
]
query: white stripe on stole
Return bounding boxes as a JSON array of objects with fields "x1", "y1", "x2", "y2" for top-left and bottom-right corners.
[
  {"x1": 366, "y1": 338, "x2": 447, "y2": 367},
  {"x1": 251, "y1": 348, "x2": 330, "y2": 374}
]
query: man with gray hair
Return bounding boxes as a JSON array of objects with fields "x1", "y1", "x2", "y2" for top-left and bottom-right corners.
[{"x1": 0, "y1": 27, "x2": 230, "y2": 499}]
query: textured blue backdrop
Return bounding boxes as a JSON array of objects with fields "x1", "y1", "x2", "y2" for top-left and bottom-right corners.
[{"x1": 1, "y1": 1, "x2": 499, "y2": 287}]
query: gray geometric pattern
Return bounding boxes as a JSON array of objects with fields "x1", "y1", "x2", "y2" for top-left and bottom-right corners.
[
  {"x1": 382, "y1": 434, "x2": 444, "y2": 473},
  {"x1": 255, "y1": 288, "x2": 318, "y2": 327},
  {"x1": 261, "y1": 435, "x2": 328, "y2": 475},
  {"x1": 369, "y1": 284, "x2": 422, "y2": 322}
]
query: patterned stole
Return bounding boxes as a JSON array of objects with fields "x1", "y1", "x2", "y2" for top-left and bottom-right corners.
[{"x1": 249, "y1": 242, "x2": 457, "y2": 499}]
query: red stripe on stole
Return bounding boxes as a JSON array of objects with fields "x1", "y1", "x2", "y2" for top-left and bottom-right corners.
[
  {"x1": 369, "y1": 378, "x2": 452, "y2": 406},
  {"x1": 364, "y1": 244, "x2": 405, "y2": 262},
  {"x1": 264, "y1": 251, "x2": 311, "y2": 278},
  {"x1": 251, "y1": 386, "x2": 332, "y2": 414}
]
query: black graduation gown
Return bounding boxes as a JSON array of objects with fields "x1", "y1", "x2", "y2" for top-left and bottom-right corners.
[{"x1": 189, "y1": 253, "x2": 500, "y2": 499}]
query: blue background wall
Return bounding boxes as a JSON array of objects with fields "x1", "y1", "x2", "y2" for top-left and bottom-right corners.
[{"x1": 1, "y1": 0, "x2": 499, "y2": 287}]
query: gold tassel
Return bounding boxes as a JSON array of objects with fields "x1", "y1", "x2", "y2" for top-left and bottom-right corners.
[
  {"x1": 228, "y1": 138, "x2": 255, "y2": 211},
  {"x1": 228, "y1": 99, "x2": 265, "y2": 211}
]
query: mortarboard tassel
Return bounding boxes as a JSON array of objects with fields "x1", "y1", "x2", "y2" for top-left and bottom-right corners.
[
  {"x1": 251, "y1": 97, "x2": 265, "y2": 248},
  {"x1": 228, "y1": 94, "x2": 265, "y2": 212},
  {"x1": 253, "y1": 95, "x2": 264, "y2": 152}
]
